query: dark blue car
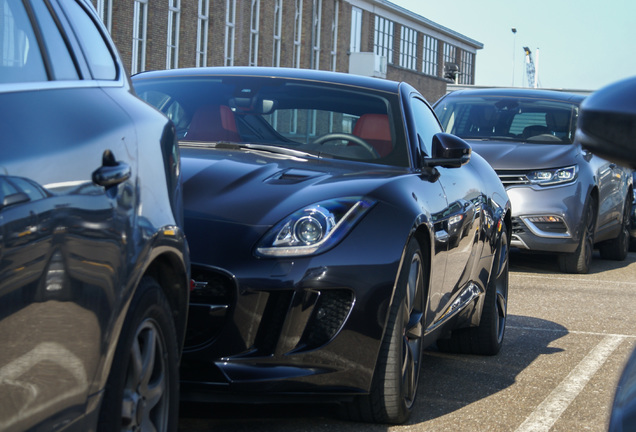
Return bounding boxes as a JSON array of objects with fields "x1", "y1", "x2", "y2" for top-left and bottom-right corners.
[
  {"x1": 0, "y1": 1, "x2": 189, "y2": 430},
  {"x1": 133, "y1": 67, "x2": 511, "y2": 424}
]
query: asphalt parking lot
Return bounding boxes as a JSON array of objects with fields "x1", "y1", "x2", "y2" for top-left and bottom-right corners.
[{"x1": 179, "y1": 250, "x2": 636, "y2": 432}]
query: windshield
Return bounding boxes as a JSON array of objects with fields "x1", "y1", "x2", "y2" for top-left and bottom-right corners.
[
  {"x1": 435, "y1": 95, "x2": 579, "y2": 144},
  {"x1": 134, "y1": 75, "x2": 409, "y2": 167}
]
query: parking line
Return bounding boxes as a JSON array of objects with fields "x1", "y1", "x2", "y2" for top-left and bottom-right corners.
[{"x1": 514, "y1": 334, "x2": 624, "y2": 432}]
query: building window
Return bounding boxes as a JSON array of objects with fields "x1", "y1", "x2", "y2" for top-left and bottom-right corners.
[
  {"x1": 460, "y1": 50, "x2": 474, "y2": 84},
  {"x1": 167, "y1": 0, "x2": 180, "y2": 69},
  {"x1": 422, "y1": 34, "x2": 438, "y2": 76},
  {"x1": 131, "y1": 0, "x2": 148, "y2": 75},
  {"x1": 443, "y1": 42, "x2": 456, "y2": 68},
  {"x1": 249, "y1": 0, "x2": 260, "y2": 66},
  {"x1": 311, "y1": 0, "x2": 322, "y2": 69},
  {"x1": 224, "y1": 0, "x2": 236, "y2": 66},
  {"x1": 330, "y1": 0, "x2": 338, "y2": 71},
  {"x1": 399, "y1": 26, "x2": 417, "y2": 70},
  {"x1": 374, "y1": 16, "x2": 393, "y2": 64},
  {"x1": 196, "y1": 0, "x2": 209, "y2": 67},
  {"x1": 292, "y1": 0, "x2": 303, "y2": 68},
  {"x1": 350, "y1": 6, "x2": 361, "y2": 53},
  {"x1": 95, "y1": 0, "x2": 112, "y2": 33},
  {"x1": 272, "y1": 0, "x2": 282, "y2": 66}
]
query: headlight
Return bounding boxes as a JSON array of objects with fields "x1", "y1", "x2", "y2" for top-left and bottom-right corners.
[
  {"x1": 528, "y1": 165, "x2": 578, "y2": 186},
  {"x1": 256, "y1": 197, "x2": 375, "y2": 257}
]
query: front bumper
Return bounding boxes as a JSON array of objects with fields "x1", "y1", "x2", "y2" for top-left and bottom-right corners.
[
  {"x1": 179, "y1": 204, "x2": 412, "y2": 399},
  {"x1": 506, "y1": 182, "x2": 586, "y2": 254}
]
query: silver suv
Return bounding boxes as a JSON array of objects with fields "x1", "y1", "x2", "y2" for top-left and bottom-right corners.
[{"x1": 434, "y1": 88, "x2": 633, "y2": 274}]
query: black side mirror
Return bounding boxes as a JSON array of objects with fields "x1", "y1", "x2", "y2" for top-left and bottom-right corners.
[
  {"x1": 424, "y1": 133, "x2": 472, "y2": 169},
  {"x1": 577, "y1": 76, "x2": 636, "y2": 169}
]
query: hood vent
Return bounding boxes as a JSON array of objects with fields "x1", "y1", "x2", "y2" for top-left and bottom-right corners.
[{"x1": 265, "y1": 168, "x2": 325, "y2": 184}]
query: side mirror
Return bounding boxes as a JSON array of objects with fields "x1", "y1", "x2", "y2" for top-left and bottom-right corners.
[
  {"x1": 424, "y1": 133, "x2": 471, "y2": 169},
  {"x1": 1, "y1": 192, "x2": 30, "y2": 210},
  {"x1": 577, "y1": 76, "x2": 636, "y2": 169}
]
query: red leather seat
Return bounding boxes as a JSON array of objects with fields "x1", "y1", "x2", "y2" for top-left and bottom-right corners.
[
  {"x1": 353, "y1": 114, "x2": 392, "y2": 157},
  {"x1": 185, "y1": 105, "x2": 240, "y2": 142}
]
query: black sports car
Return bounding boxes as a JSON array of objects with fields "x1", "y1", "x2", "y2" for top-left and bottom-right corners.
[{"x1": 133, "y1": 67, "x2": 511, "y2": 424}]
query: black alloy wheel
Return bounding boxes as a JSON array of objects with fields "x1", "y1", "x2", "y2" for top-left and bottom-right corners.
[
  {"x1": 437, "y1": 222, "x2": 509, "y2": 355},
  {"x1": 599, "y1": 194, "x2": 632, "y2": 261},
  {"x1": 559, "y1": 196, "x2": 597, "y2": 274},
  {"x1": 345, "y1": 237, "x2": 427, "y2": 424},
  {"x1": 98, "y1": 277, "x2": 179, "y2": 432}
]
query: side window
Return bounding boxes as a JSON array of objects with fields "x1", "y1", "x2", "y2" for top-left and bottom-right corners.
[
  {"x1": 62, "y1": 0, "x2": 116, "y2": 80},
  {"x1": 30, "y1": 0, "x2": 79, "y2": 80},
  {"x1": 410, "y1": 96, "x2": 442, "y2": 157},
  {"x1": 0, "y1": 0, "x2": 47, "y2": 83}
]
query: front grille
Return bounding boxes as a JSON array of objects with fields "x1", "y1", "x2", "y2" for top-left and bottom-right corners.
[{"x1": 496, "y1": 170, "x2": 530, "y2": 187}]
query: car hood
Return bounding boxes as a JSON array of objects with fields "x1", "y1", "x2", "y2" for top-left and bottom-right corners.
[
  {"x1": 466, "y1": 140, "x2": 577, "y2": 170},
  {"x1": 180, "y1": 146, "x2": 406, "y2": 227}
]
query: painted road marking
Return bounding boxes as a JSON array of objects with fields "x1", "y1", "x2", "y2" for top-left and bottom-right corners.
[{"x1": 514, "y1": 334, "x2": 625, "y2": 432}]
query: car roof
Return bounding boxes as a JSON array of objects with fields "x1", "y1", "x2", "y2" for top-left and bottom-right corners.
[
  {"x1": 441, "y1": 87, "x2": 586, "y2": 104},
  {"x1": 133, "y1": 66, "x2": 402, "y2": 94}
]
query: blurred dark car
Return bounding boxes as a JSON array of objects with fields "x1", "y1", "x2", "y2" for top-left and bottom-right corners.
[
  {"x1": 0, "y1": 1, "x2": 189, "y2": 431},
  {"x1": 132, "y1": 66, "x2": 511, "y2": 424},
  {"x1": 577, "y1": 75, "x2": 636, "y2": 170},
  {"x1": 631, "y1": 172, "x2": 636, "y2": 251},
  {"x1": 434, "y1": 88, "x2": 633, "y2": 274},
  {"x1": 579, "y1": 76, "x2": 636, "y2": 432}
]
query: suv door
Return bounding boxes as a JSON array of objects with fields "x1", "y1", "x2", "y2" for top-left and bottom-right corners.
[{"x1": 0, "y1": 1, "x2": 137, "y2": 429}]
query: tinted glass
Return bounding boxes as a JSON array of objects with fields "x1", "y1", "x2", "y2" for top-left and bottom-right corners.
[
  {"x1": 135, "y1": 76, "x2": 410, "y2": 167},
  {"x1": 0, "y1": 0, "x2": 47, "y2": 83},
  {"x1": 435, "y1": 95, "x2": 579, "y2": 144},
  {"x1": 410, "y1": 96, "x2": 442, "y2": 157},
  {"x1": 62, "y1": 0, "x2": 116, "y2": 80},
  {"x1": 30, "y1": 0, "x2": 78, "y2": 80}
]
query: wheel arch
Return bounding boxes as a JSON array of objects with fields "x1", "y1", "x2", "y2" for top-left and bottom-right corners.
[{"x1": 143, "y1": 251, "x2": 190, "y2": 350}]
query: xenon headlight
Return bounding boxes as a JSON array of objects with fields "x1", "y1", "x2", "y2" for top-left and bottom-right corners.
[
  {"x1": 528, "y1": 165, "x2": 578, "y2": 186},
  {"x1": 256, "y1": 197, "x2": 375, "y2": 257}
]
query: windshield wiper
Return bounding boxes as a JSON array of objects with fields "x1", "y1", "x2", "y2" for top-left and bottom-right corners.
[{"x1": 181, "y1": 141, "x2": 317, "y2": 158}]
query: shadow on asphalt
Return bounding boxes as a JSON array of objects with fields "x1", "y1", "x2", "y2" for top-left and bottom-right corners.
[{"x1": 411, "y1": 316, "x2": 567, "y2": 424}]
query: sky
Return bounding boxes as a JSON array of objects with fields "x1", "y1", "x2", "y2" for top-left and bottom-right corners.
[{"x1": 390, "y1": 0, "x2": 636, "y2": 91}]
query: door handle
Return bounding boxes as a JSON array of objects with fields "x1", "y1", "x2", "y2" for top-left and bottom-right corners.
[{"x1": 92, "y1": 150, "x2": 131, "y2": 187}]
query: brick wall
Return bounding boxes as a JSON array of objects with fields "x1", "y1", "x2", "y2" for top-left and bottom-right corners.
[{"x1": 92, "y1": 0, "x2": 469, "y2": 101}]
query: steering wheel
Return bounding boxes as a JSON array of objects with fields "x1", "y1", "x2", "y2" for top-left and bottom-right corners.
[{"x1": 313, "y1": 133, "x2": 380, "y2": 158}]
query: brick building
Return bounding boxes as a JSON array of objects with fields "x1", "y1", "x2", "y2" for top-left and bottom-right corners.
[{"x1": 91, "y1": 0, "x2": 482, "y2": 102}]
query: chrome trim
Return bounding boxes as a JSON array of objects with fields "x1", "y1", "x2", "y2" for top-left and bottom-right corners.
[
  {"x1": 0, "y1": 78, "x2": 125, "y2": 95},
  {"x1": 427, "y1": 282, "x2": 483, "y2": 334},
  {"x1": 521, "y1": 216, "x2": 572, "y2": 239},
  {"x1": 511, "y1": 235, "x2": 530, "y2": 249}
]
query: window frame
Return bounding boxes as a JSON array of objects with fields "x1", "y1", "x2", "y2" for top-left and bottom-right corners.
[
  {"x1": 374, "y1": 15, "x2": 394, "y2": 64},
  {"x1": 131, "y1": 0, "x2": 148, "y2": 75},
  {"x1": 196, "y1": 0, "x2": 209, "y2": 67},
  {"x1": 224, "y1": 0, "x2": 236, "y2": 66},
  {"x1": 166, "y1": 0, "x2": 181, "y2": 69}
]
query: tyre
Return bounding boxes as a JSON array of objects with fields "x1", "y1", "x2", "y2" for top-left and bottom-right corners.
[
  {"x1": 98, "y1": 276, "x2": 179, "y2": 432},
  {"x1": 437, "y1": 223, "x2": 509, "y2": 355},
  {"x1": 599, "y1": 194, "x2": 632, "y2": 261},
  {"x1": 345, "y1": 238, "x2": 426, "y2": 424},
  {"x1": 558, "y1": 196, "x2": 597, "y2": 274}
]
